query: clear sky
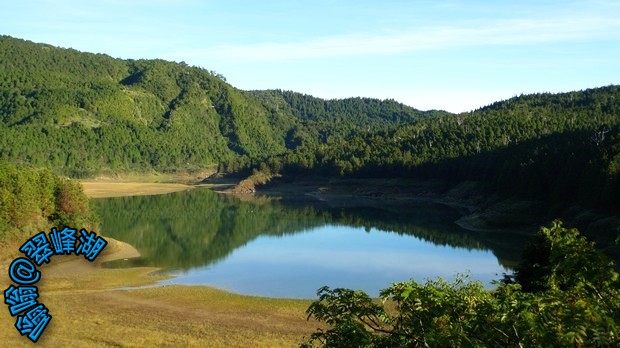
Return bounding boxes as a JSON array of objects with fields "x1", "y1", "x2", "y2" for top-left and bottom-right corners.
[{"x1": 2, "y1": 0, "x2": 619, "y2": 112}]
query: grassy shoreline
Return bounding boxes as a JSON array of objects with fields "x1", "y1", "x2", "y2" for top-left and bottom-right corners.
[
  {"x1": 0, "y1": 182, "x2": 318, "y2": 347},
  {"x1": 1, "y1": 239, "x2": 317, "y2": 348},
  {"x1": 81, "y1": 181, "x2": 194, "y2": 198}
]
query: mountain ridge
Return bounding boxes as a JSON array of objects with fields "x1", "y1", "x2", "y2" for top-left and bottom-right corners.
[
  {"x1": 0, "y1": 35, "x2": 441, "y2": 175},
  {"x1": 1, "y1": 34, "x2": 619, "y2": 255}
]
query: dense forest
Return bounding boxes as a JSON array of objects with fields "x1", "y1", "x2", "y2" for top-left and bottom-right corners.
[
  {"x1": 1, "y1": 35, "x2": 618, "y2": 253},
  {"x1": 0, "y1": 36, "x2": 437, "y2": 176},
  {"x1": 0, "y1": 161, "x2": 95, "y2": 243},
  {"x1": 237, "y1": 87, "x2": 620, "y2": 256},
  {"x1": 237, "y1": 87, "x2": 620, "y2": 212}
]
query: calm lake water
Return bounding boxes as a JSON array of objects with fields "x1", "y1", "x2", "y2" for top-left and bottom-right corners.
[{"x1": 94, "y1": 188, "x2": 529, "y2": 298}]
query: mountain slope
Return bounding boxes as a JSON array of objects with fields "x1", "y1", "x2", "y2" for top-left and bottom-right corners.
[
  {"x1": 1, "y1": 35, "x2": 618, "y2": 254},
  {"x1": 0, "y1": 36, "x2": 437, "y2": 175},
  {"x1": 230, "y1": 86, "x2": 620, "y2": 254}
]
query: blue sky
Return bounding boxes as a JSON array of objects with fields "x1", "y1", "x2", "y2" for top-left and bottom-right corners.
[{"x1": 2, "y1": 0, "x2": 619, "y2": 112}]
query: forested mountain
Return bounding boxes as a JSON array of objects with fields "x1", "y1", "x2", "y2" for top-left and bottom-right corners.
[
  {"x1": 250, "y1": 90, "x2": 450, "y2": 141},
  {"x1": 0, "y1": 36, "x2": 435, "y2": 176},
  {"x1": 235, "y1": 86, "x2": 620, "y2": 204},
  {"x1": 232, "y1": 87, "x2": 620, "y2": 252},
  {"x1": 0, "y1": 35, "x2": 618, "y2": 249},
  {"x1": 2, "y1": 35, "x2": 617, "y2": 348},
  {"x1": 248, "y1": 86, "x2": 620, "y2": 205}
]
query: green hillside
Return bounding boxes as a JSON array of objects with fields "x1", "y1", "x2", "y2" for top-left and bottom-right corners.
[
  {"x1": 236, "y1": 86, "x2": 620, "y2": 210},
  {"x1": 255, "y1": 86, "x2": 620, "y2": 192},
  {"x1": 0, "y1": 35, "x2": 618, "y2": 250},
  {"x1": 232, "y1": 87, "x2": 620, "y2": 253},
  {"x1": 0, "y1": 35, "x2": 435, "y2": 176}
]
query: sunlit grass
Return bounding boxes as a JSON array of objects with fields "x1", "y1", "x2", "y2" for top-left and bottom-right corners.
[
  {"x1": 0, "y1": 237, "x2": 319, "y2": 347},
  {"x1": 81, "y1": 182, "x2": 193, "y2": 198}
]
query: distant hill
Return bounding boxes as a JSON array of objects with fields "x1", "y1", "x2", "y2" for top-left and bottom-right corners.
[{"x1": 0, "y1": 35, "x2": 438, "y2": 176}]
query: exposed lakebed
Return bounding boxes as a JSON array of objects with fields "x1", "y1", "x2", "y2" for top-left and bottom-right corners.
[{"x1": 94, "y1": 188, "x2": 532, "y2": 298}]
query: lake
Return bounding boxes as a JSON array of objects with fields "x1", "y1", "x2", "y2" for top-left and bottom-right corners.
[{"x1": 94, "y1": 188, "x2": 530, "y2": 298}]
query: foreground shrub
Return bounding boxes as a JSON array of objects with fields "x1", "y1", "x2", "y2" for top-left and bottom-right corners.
[{"x1": 302, "y1": 221, "x2": 619, "y2": 347}]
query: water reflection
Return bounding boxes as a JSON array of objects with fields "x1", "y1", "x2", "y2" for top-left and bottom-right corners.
[{"x1": 94, "y1": 189, "x2": 531, "y2": 297}]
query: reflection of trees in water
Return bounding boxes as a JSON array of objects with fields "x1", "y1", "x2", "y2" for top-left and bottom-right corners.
[{"x1": 94, "y1": 189, "x2": 529, "y2": 270}]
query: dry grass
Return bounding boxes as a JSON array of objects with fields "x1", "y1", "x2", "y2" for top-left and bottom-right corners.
[
  {"x1": 83, "y1": 170, "x2": 216, "y2": 184},
  {"x1": 0, "y1": 238, "x2": 319, "y2": 347},
  {"x1": 1, "y1": 182, "x2": 317, "y2": 346},
  {"x1": 80, "y1": 182, "x2": 194, "y2": 198}
]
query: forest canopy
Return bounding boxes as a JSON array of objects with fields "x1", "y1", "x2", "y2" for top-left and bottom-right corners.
[
  {"x1": 0, "y1": 36, "x2": 435, "y2": 176},
  {"x1": 0, "y1": 35, "x2": 618, "y2": 254},
  {"x1": 0, "y1": 161, "x2": 96, "y2": 242}
]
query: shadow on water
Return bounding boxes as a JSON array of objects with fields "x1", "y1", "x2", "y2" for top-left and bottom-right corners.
[{"x1": 94, "y1": 188, "x2": 533, "y2": 271}]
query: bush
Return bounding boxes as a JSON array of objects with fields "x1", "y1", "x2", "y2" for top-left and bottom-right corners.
[
  {"x1": 0, "y1": 161, "x2": 96, "y2": 241},
  {"x1": 302, "y1": 221, "x2": 619, "y2": 347}
]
